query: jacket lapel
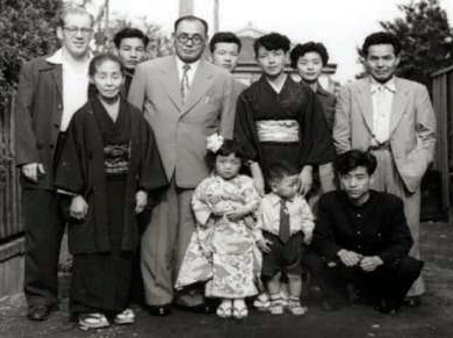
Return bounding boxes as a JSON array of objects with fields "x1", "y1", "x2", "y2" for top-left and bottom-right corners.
[
  {"x1": 180, "y1": 60, "x2": 213, "y2": 116},
  {"x1": 159, "y1": 57, "x2": 183, "y2": 111},
  {"x1": 389, "y1": 77, "x2": 409, "y2": 135},
  {"x1": 356, "y1": 79, "x2": 374, "y2": 132}
]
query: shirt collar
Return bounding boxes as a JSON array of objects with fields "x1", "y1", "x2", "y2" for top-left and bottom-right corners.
[
  {"x1": 175, "y1": 56, "x2": 200, "y2": 75},
  {"x1": 370, "y1": 76, "x2": 396, "y2": 94},
  {"x1": 46, "y1": 48, "x2": 92, "y2": 65},
  {"x1": 267, "y1": 192, "x2": 296, "y2": 206}
]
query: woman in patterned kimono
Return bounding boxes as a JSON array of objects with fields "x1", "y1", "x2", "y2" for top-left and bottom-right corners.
[
  {"x1": 176, "y1": 138, "x2": 261, "y2": 319},
  {"x1": 55, "y1": 54, "x2": 166, "y2": 330}
]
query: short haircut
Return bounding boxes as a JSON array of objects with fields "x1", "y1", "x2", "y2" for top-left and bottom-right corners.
[
  {"x1": 209, "y1": 32, "x2": 242, "y2": 53},
  {"x1": 205, "y1": 139, "x2": 246, "y2": 172},
  {"x1": 57, "y1": 4, "x2": 94, "y2": 28},
  {"x1": 290, "y1": 42, "x2": 329, "y2": 68},
  {"x1": 334, "y1": 150, "x2": 378, "y2": 176},
  {"x1": 113, "y1": 27, "x2": 149, "y2": 49},
  {"x1": 361, "y1": 32, "x2": 401, "y2": 57},
  {"x1": 174, "y1": 15, "x2": 208, "y2": 36},
  {"x1": 266, "y1": 163, "x2": 299, "y2": 185},
  {"x1": 253, "y1": 33, "x2": 290, "y2": 57},
  {"x1": 88, "y1": 53, "x2": 125, "y2": 98}
]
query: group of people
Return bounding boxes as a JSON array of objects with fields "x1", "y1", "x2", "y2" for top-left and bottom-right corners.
[{"x1": 15, "y1": 3, "x2": 436, "y2": 331}]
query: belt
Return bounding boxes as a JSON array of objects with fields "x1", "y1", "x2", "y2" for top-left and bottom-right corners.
[{"x1": 368, "y1": 141, "x2": 390, "y2": 151}]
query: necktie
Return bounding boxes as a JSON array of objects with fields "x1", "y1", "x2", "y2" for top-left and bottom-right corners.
[
  {"x1": 279, "y1": 199, "x2": 290, "y2": 243},
  {"x1": 181, "y1": 63, "x2": 191, "y2": 102}
]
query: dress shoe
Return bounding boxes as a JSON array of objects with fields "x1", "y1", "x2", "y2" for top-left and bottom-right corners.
[
  {"x1": 27, "y1": 305, "x2": 53, "y2": 321},
  {"x1": 375, "y1": 299, "x2": 398, "y2": 315},
  {"x1": 146, "y1": 304, "x2": 171, "y2": 316}
]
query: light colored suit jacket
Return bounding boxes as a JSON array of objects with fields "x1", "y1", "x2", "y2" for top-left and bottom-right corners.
[
  {"x1": 128, "y1": 56, "x2": 235, "y2": 188},
  {"x1": 333, "y1": 76, "x2": 436, "y2": 193}
]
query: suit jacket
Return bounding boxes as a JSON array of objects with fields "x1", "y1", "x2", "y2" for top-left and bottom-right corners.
[
  {"x1": 15, "y1": 57, "x2": 64, "y2": 190},
  {"x1": 128, "y1": 56, "x2": 236, "y2": 188},
  {"x1": 313, "y1": 190, "x2": 413, "y2": 266},
  {"x1": 333, "y1": 76, "x2": 436, "y2": 193}
]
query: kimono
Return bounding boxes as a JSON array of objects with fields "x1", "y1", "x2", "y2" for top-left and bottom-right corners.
[
  {"x1": 234, "y1": 76, "x2": 335, "y2": 175},
  {"x1": 55, "y1": 96, "x2": 167, "y2": 313},
  {"x1": 175, "y1": 174, "x2": 262, "y2": 299}
]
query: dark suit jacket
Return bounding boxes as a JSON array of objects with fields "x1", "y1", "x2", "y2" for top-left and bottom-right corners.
[
  {"x1": 15, "y1": 57, "x2": 64, "y2": 190},
  {"x1": 313, "y1": 190, "x2": 413, "y2": 266}
]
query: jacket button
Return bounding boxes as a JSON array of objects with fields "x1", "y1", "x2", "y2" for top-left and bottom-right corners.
[{"x1": 58, "y1": 104, "x2": 63, "y2": 110}]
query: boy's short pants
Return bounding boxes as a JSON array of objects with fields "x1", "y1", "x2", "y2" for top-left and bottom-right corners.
[{"x1": 261, "y1": 232, "x2": 304, "y2": 279}]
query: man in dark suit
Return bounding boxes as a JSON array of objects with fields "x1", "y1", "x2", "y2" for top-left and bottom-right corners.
[
  {"x1": 128, "y1": 15, "x2": 235, "y2": 316},
  {"x1": 312, "y1": 150, "x2": 423, "y2": 314},
  {"x1": 14, "y1": 5, "x2": 93, "y2": 321}
]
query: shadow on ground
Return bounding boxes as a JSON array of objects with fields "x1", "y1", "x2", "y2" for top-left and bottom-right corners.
[{"x1": 1, "y1": 222, "x2": 452, "y2": 338}]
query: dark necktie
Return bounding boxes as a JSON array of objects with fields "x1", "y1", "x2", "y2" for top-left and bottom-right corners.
[
  {"x1": 279, "y1": 199, "x2": 290, "y2": 243},
  {"x1": 181, "y1": 63, "x2": 191, "y2": 102}
]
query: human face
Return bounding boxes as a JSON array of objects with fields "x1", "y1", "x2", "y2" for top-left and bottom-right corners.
[
  {"x1": 271, "y1": 174, "x2": 300, "y2": 200},
  {"x1": 173, "y1": 20, "x2": 207, "y2": 63},
  {"x1": 339, "y1": 166, "x2": 374, "y2": 205},
  {"x1": 215, "y1": 153, "x2": 241, "y2": 180},
  {"x1": 57, "y1": 13, "x2": 93, "y2": 59},
  {"x1": 90, "y1": 60, "x2": 124, "y2": 100},
  {"x1": 117, "y1": 37, "x2": 146, "y2": 69},
  {"x1": 212, "y1": 42, "x2": 240, "y2": 72},
  {"x1": 296, "y1": 51, "x2": 323, "y2": 84},
  {"x1": 364, "y1": 44, "x2": 400, "y2": 83},
  {"x1": 256, "y1": 47, "x2": 287, "y2": 78}
]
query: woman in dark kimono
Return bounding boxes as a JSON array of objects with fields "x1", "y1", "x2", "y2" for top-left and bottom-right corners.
[{"x1": 55, "y1": 54, "x2": 167, "y2": 330}]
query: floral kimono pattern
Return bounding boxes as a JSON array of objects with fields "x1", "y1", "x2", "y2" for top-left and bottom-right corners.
[{"x1": 175, "y1": 174, "x2": 262, "y2": 298}]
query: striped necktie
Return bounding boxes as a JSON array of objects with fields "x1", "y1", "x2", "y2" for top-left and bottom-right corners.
[{"x1": 181, "y1": 63, "x2": 191, "y2": 102}]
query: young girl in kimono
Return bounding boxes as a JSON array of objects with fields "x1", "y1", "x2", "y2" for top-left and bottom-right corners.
[
  {"x1": 55, "y1": 54, "x2": 166, "y2": 330},
  {"x1": 176, "y1": 137, "x2": 261, "y2": 319}
]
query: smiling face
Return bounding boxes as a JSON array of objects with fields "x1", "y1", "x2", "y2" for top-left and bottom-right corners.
[
  {"x1": 215, "y1": 153, "x2": 241, "y2": 180},
  {"x1": 117, "y1": 37, "x2": 146, "y2": 69},
  {"x1": 296, "y1": 51, "x2": 324, "y2": 84},
  {"x1": 57, "y1": 13, "x2": 93, "y2": 59},
  {"x1": 173, "y1": 19, "x2": 207, "y2": 63},
  {"x1": 339, "y1": 166, "x2": 374, "y2": 205},
  {"x1": 256, "y1": 47, "x2": 287, "y2": 78},
  {"x1": 212, "y1": 42, "x2": 240, "y2": 72},
  {"x1": 364, "y1": 44, "x2": 400, "y2": 83},
  {"x1": 90, "y1": 59, "x2": 124, "y2": 100}
]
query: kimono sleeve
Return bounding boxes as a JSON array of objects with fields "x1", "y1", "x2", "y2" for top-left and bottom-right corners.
[
  {"x1": 234, "y1": 92, "x2": 259, "y2": 162},
  {"x1": 191, "y1": 180, "x2": 213, "y2": 226},
  {"x1": 54, "y1": 113, "x2": 86, "y2": 195}
]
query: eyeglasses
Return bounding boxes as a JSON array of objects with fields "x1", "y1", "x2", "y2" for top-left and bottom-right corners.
[
  {"x1": 63, "y1": 26, "x2": 93, "y2": 35},
  {"x1": 176, "y1": 33, "x2": 204, "y2": 46}
]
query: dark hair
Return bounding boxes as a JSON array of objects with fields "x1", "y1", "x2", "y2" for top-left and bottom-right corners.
[
  {"x1": 209, "y1": 32, "x2": 242, "y2": 53},
  {"x1": 174, "y1": 15, "x2": 208, "y2": 35},
  {"x1": 113, "y1": 27, "x2": 149, "y2": 49},
  {"x1": 361, "y1": 32, "x2": 401, "y2": 57},
  {"x1": 334, "y1": 150, "x2": 377, "y2": 176},
  {"x1": 290, "y1": 42, "x2": 329, "y2": 68},
  {"x1": 206, "y1": 140, "x2": 246, "y2": 173},
  {"x1": 266, "y1": 163, "x2": 299, "y2": 185},
  {"x1": 253, "y1": 33, "x2": 290, "y2": 57},
  {"x1": 88, "y1": 53, "x2": 125, "y2": 97}
]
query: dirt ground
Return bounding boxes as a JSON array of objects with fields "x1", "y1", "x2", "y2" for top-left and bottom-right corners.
[{"x1": 0, "y1": 221, "x2": 452, "y2": 338}]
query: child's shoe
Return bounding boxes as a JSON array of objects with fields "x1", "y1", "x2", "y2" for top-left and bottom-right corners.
[
  {"x1": 78, "y1": 313, "x2": 110, "y2": 330},
  {"x1": 216, "y1": 300, "x2": 233, "y2": 318},
  {"x1": 253, "y1": 292, "x2": 270, "y2": 312},
  {"x1": 114, "y1": 308, "x2": 135, "y2": 325},
  {"x1": 288, "y1": 297, "x2": 308, "y2": 316},
  {"x1": 269, "y1": 294, "x2": 284, "y2": 315},
  {"x1": 280, "y1": 288, "x2": 289, "y2": 308},
  {"x1": 232, "y1": 299, "x2": 248, "y2": 319}
]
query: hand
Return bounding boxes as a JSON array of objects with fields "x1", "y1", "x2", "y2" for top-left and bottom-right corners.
[
  {"x1": 337, "y1": 249, "x2": 363, "y2": 267},
  {"x1": 298, "y1": 165, "x2": 313, "y2": 196},
  {"x1": 69, "y1": 195, "x2": 88, "y2": 220},
  {"x1": 21, "y1": 163, "x2": 45, "y2": 183},
  {"x1": 249, "y1": 162, "x2": 265, "y2": 196},
  {"x1": 360, "y1": 256, "x2": 383, "y2": 272},
  {"x1": 303, "y1": 232, "x2": 313, "y2": 245},
  {"x1": 225, "y1": 206, "x2": 248, "y2": 221},
  {"x1": 135, "y1": 190, "x2": 148, "y2": 214},
  {"x1": 257, "y1": 238, "x2": 272, "y2": 253}
]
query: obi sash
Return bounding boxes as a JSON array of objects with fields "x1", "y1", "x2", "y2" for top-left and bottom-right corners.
[{"x1": 256, "y1": 119, "x2": 300, "y2": 143}]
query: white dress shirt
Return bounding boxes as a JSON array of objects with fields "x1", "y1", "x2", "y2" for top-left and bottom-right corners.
[
  {"x1": 371, "y1": 77, "x2": 396, "y2": 144},
  {"x1": 175, "y1": 56, "x2": 200, "y2": 88}
]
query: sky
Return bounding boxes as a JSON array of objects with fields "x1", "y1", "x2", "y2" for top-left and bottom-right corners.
[{"x1": 87, "y1": 0, "x2": 453, "y2": 83}]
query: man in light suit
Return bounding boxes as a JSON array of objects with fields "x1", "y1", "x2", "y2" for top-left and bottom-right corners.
[
  {"x1": 128, "y1": 15, "x2": 235, "y2": 316},
  {"x1": 333, "y1": 32, "x2": 436, "y2": 306}
]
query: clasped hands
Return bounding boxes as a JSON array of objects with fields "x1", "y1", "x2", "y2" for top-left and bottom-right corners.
[
  {"x1": 212, "y1": 205, "x2": 250, "y2": 221},
  {"x1": 337, "y1": 249, "x2": 383, "y2": 272}
]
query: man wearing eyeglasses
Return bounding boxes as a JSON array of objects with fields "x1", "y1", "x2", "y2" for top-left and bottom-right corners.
[
  {"x1": 129, "y1": 15, "x2": 235, "y2": 316},
  {"x1": 15, "y1": 5, "x2": 93, "y2": 321}
]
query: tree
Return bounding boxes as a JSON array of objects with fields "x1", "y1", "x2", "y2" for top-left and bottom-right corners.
[{"x1": 379, "y1": 0, "x2": 453, "y2": 88}]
